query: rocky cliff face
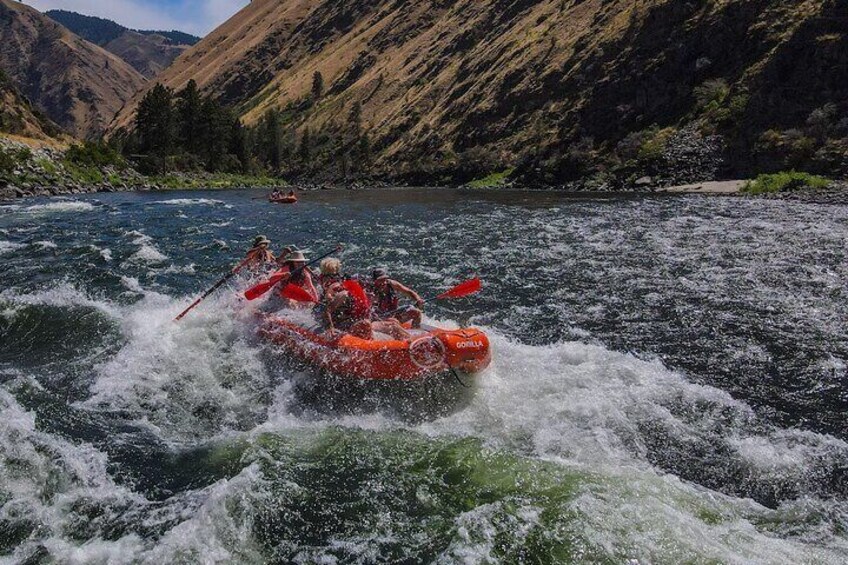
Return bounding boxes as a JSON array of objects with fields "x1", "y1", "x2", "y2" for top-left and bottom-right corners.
[
  {"x1": 0, "y1": 70, "x2": 60, "y2": 140},
  {"x1": 0, "y1": 0, "x2": 147, "y2": 139},
  {"x1": 113, "y1": 0, "x2": 848, "y2": 182},
  {"x1": 45, "y1": 10, "x2": 198, "y2": 79}
]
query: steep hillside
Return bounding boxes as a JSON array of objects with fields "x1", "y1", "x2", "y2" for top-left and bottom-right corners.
[
  {"x1": 113, "y1": 0, "x2": 848, "y2": 183},
  {"x1": 0, "y1": 69, "x2": 61, "y2": 140},
  {"x1": 0, "y1": 0, "x2": 147, "y2": 139},
  {"x1": 45, "y1": 10, "x2": 200, "y2": 78}
]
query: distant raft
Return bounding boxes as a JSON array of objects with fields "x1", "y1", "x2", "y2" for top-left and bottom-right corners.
[
  {"x1": 269, "y1": 195, "x2": 298, "y2": 204},
  {"x1": 258, "y1": 316, "x2": 492, "y2": 381}
]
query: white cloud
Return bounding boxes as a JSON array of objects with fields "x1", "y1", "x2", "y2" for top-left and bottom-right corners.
[{"x1": 24, "y1": 0, "x2": 248, "y2": 36}]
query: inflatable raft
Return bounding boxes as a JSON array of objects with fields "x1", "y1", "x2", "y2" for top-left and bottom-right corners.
[
  {"x1": 269, "y1": 195, "x2": 298, "y2": 204},
  {"x1": 258, "y1": 316, "x2": 491, "y2": 381}
]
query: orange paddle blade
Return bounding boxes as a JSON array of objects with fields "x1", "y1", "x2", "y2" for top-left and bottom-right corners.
[
  {"x1": 281, "y1": 283, "x2": 317, "y2": 303},
  {"x1": 244, "y1": 272, "x2": 286, "y2": 301},
  {"x1": 437, "y1": 277, "x2": 482, "y2": 300}
]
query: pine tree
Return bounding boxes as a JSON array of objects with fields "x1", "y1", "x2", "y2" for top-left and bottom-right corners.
[
  {"x1": 176, "y1": 79, "x2": 203, "y2": 154},
  {"x1": 260, "y1": 109, "x2": 283, "y2": 171},
  {"x1": 135, "y1": 84, "x2": 175, "y2": 155},
  {"x1": 348, "y1": 101, "x2": 362, "y2": 135},
  {"x1": 311, "y1": 71, "x2": 324, "y2": 101},
  {"x1": 198, "y1": 98, "x2": 233, "y2": 170},
  {"x1": 299, "y1": 127, "x2": 312, "y2": 166},
  {"x1": 229, "y1": 120, "x2": 249, "y2": 173}
]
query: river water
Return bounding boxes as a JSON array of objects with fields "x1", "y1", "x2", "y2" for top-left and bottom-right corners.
[{"x1": 1, "y1": 188, "x2": 847, "y2": 563}]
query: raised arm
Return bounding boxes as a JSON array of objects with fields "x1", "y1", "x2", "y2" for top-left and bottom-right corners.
[{"x1": 389, "y1": 280, "x2": 424, "y2": 306}]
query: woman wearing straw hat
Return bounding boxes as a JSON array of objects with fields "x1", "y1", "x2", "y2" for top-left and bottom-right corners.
[
  {"x1": 244, "y1": 235, "x2": 276, "y2": 271},
  {"x1": 274, "y1": 249, "x2": 319, "y2": 308}
]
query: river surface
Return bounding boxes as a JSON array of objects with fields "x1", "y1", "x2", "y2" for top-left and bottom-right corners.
[{"x1": 1, "y1": 188, "x2": 847, "y2": 563}]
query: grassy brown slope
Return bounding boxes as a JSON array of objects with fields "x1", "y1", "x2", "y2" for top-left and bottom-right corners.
[
  {"x1": 102, "y1": 31, "x2": 191, "y2": 78},
  {"x1": 112, "y1": 0, "x2": 848, "y2": 180},
  {"x1": 0, "y1": 0, "x2": 147, "y2": 139}
]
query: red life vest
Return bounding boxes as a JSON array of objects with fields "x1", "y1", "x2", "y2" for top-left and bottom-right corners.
[
  {"x1": 332, "y1": 283, "x2": 371, "y2": 331},
  {"x1": 373, "y1": 282, "x2": 399, "y2": 315},
  {"x1": 276, "y1": 265, "x2": 315, "y2": 299}
]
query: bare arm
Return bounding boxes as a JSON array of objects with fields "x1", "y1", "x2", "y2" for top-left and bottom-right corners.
[
  {"x1": 324, "y1": 292, "x2": 347, "y2": 332},
  {"x1": 303, "y1": 271, "x2": 319, "y2": 301},
  {"x1": 389, "y1": 280, "x2": 424, "y2": 306}
]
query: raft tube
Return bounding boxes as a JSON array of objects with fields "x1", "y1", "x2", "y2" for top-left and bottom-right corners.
[
  {"x1": 269, "y1": 196, "x2": 298, "y2": 204},
  {"x1": 258, "y1": 316, "x2": 491, "y2": 381}
]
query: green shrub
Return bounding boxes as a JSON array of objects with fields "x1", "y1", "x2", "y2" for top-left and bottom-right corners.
[
  {"x1": 742, "y1": 171, "x2": 830, "y2": 194},
  {"x1": 637, "y1": 127, "x2": 676, "y2": 163},
  {"x1": 34, "y1": 158, "x2": 58, "y2": 175},
  {"x1": 0, "y1": 145, "x2": 32, "y2": 174},
  {"x1": 63, "y1": 162, "x2": 104, "y2": 185},
  {"x1": 64, "y1": 141, "x2": 124, "y2": 168},
  {"x1": 694, "y1": 79, "x2": 730, "y2": 112},
  {"x1": 467, "y1": 168, "x2": 514, "y2": 188}
]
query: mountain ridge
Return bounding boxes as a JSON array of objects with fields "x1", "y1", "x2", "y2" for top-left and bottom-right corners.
[
  {"x1": 44, "y1": 9, "x2": 200, "y2": 78},
  {"x1": 0, "y1": 0, "x2": 147, "y2": 139},
  {"x1": 112, "y1": 0, "x2": 848, "y2": 183}
]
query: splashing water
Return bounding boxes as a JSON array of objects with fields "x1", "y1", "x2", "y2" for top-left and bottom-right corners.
[{"x1": 1, "y1": 189, "x2": 847, "y2": 563}]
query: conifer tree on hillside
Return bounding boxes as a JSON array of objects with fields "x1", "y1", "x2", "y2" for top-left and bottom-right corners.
[
  {"x1": 258, "y1": 109, "x2": 283, "y2": 171},
  {"x1": 348, "y1": 102, "x2": 362, "y2": 136},
  {"x1": 311, "y1": 72, "x2": 324, "y2": 101},
  {"x1": 299, "y1": 127, "x2": 312, "y2": 166},
  {"x1": 176, "y1": 80, "x2": 203, "y2": 154},
  {"x1": 229, "y1": 120, "x2": 250, "y2": 173},
  {"x1": 135, "y1": 84, "x2": 175, "y2": 155}
]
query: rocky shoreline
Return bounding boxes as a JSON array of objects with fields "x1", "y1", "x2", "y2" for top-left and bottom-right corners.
[
  {"x1": 0, "y1": 137, "x2": 287, "y2": 201},
  {"x1": 3, "y1": 137, "x2": 847, "y2": 203}
]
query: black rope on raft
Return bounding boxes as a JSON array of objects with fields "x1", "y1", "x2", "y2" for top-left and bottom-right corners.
[{"x1": 450, "y1": 369, "x2": 470, "y2": 388}]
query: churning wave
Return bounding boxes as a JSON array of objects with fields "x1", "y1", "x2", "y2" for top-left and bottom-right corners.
[
  {"x1": 3, "y1": 191, "x2": 848, "y2": 562},
  {"x1": 1, "y1": 281, "x2": 845, "y2": 562}
]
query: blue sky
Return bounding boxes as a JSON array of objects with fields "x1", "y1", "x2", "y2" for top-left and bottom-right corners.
[{"x1": 25, "y1": 0, "x2": 249, "y2": 36}]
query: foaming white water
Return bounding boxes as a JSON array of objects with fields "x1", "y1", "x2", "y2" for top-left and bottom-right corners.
[
  {"x1": 83, "y1": 290, "x2": 271, "y2": 441},
  {"x1": 0, "y1": 283, "x2": 122, "y2": 321},
  {"x1": 0, "y1": 241, "x2": 25, "y2": 255},
  {"x1": 152, "y1": 198, "x2": 230, "y2": 208},
  {"x1": 34, "y1": 240, "x2": 57, "y2": 249},
  {"x1": 0, "y1": 388, "x2": 145, "y2": 564},
  {"x1": 23, "y1": 201, "x2": 97, "y2": 214},
  {"x1": 257, "y1": 323, "x2": 848, "y2": 561},
  {"x1": 125, "y1": 230, "x2": 168, "y2": 264},
  {"x1": 407, "y1": 330, "x2": 846, "y2": 562},
  {"x1": 88, "y1": 244, "x2": 113, "y2": 262}
]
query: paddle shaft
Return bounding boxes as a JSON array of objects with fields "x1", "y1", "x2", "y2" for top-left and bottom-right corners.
[
  {"x1": 175, "y1": 256, "x2": 253, "y2": 321},
  {"x1": 287, "y1": 245, "x2": 341, "y2": 279},
  {"x1": 383, "y1": 278, "x2": 480, "y2": 317},
  {"x1": 245, "y1": 244, "x2": 342, "y2": 301}
]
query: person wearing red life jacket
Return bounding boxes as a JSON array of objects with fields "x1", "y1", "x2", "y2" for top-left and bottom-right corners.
[
  {"x1": 370, "y1": 268, "x2": 424, "y2": 328},
  {"x1": 323, "y1": 281, "x2": 410, "y2": 340},
  {"x1": 272, "y1": 250, "x2": 318, "y2": 308},
  {"x1": 318, "y1": 258, "x2": 344, "y2": 294},
  {"x1": 244, "y1": 235, "x2": 276, "y2": 272}
]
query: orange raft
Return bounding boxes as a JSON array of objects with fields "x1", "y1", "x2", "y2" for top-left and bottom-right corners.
[
  {"x1": 258, "y1": 316, "x2": 492, "y2": 381},
  {"x1": 269, "y1": 195, "x2": 298, "y2": 204}
]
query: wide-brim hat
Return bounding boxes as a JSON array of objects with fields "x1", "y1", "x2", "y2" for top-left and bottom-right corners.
[
  {"x1": 253, "y1": 235, "x2": 271, "y2": 247},
  {"x1": 287, "y1": 251, "x2": 308, "y2": 262},
  {"x1": 372, "y1": 267, "x2": 389, "y2": 280}
]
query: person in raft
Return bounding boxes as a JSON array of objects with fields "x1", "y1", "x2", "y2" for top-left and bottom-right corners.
[
  {"x1": 273, "y1": 250, "x2": 319, "y2": 308},
  {"x1": 323, "y1": 281, "x2": 411, "y2": 340},
  {"x1": 318, "y1": 258, "x2": 344, "y2": 293},
  {"x1": 270, "y1": 189, "x2": 281, "y2": 199},
  {"x1": 370, "y1": 268, "x2": 425, "y2": 328},
  {"x1": 288, "y1": 189, "x2": 296, "y2": 198},
  {"x1": 244, "y1": 235, "x2": 276, "y2": 271}
]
